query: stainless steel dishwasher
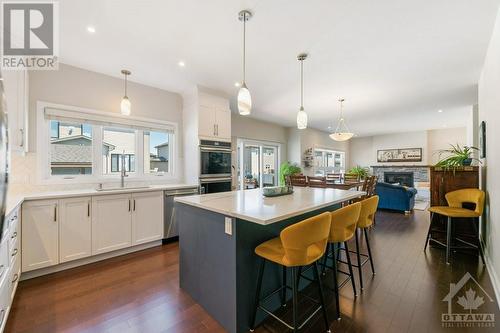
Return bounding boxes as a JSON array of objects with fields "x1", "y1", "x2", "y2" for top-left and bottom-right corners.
[{"x1": 163, "y1": 187, "x2": 200, "y2": 242}]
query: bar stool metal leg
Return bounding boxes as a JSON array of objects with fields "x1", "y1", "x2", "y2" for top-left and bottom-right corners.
[
  {"x1": 364, "y1": 228, "x2": 375, "y2": 275},
  {"x1": 344, "y1": 241, "x2": 357, "y2": 297},
  {"x1": 331, "y1": 243, "x2": 341, "y2": 320},
  {"x1": 471, "y1": 219, "x2": 486, "y2": 265},
  {"x1": 281, "y1": 266, "x2": 287, "y2": 306},
  {"x1": 446, "y1": 217, "x2": 452, "y2": 265},
  {"x1": 355, "y1": 229, "x2": 364, "y2": 290},
  {"x1": 424, "y1": 212, "x2": 434, "y2": 251},
  {"x1": 291, "y1": 266, "x2": 298, "y2": 333},
  {"x1": 250, "y1": 259, "x2": 265, "y2": 331},
  {"x1": 313, "y1": 262, "x2": 331, "y2": 332}
]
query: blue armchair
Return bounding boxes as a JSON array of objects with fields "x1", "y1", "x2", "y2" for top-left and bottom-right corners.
[{"x1": 375, "y1": 182, "x2": 418, "y2": 214}]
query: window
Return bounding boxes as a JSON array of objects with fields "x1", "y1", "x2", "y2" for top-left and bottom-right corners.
[
  {"x1": 102, "y1": 127, "x2": 136, "y2": 174},
  {"x1": 144, "y1": 130, "x2": 169, "y2": 174},
  {"x1": 49, "y1": 120, "x2": 93, "y2": 175},
  {"x1": 39, "y1": 104, "x2": 176, "y2": 183},
  {"x1": 314, "y1": 148, "x2": 345, "y2": 176}
]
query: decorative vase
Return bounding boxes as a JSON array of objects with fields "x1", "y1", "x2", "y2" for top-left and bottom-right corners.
[{"x1": 462, "y1": 158, "x2": 472, "y2": 166}]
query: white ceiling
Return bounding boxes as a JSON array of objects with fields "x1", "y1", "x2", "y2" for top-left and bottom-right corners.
[{"x1": 59, "y1": 0, "x2": 500, "y2": 136}]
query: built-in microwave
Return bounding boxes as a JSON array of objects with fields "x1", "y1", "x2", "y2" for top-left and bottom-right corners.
[{"x1": 200, "y1": 140, "x2": 232, "y2": 178}]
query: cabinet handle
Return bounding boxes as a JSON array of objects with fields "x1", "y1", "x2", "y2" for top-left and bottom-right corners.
[
  {"x1": 128, "y1": 199, "x2": 131, "y2": 212},
  {"x1": 11, "y1": 231, "x2": 17, "y2": 239},
  {"x1": 216, "y1": 124, "x2": 218, "y2": 136},
  {"x1": 54, "y1": 205, "x2": 57, "y2": 222},
  {"x1": 133, "y1": 199, "x2": 136, "y2": 211},
  {"x1": 0, "y1": 309, "x2": 5, "y2": 327},
  {"x1": 20, "y1": 128, "x2": 24, "y2": 148},
  {"x1": 11, "y1": 248, "x2": 18, "y2": 257},
  {"x1": 0, "y1": 265, "x2": 4, "y2": 277},
  {"x1": 12, "y1": 273, "x2": 19, "y2": 283},
  {"x1": 88, "y1": 202, "x2": 90, "y2": 217},
  {"x1": 213, "y1": 124, "x2": 216, "y2": 136}
]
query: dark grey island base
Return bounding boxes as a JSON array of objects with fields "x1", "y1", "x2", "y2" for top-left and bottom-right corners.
[{"x1": 177, "y1": 201, "x2": 342, "y2": 333}]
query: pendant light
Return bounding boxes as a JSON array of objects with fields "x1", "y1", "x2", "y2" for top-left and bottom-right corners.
[
  {"x1": 120, "y1": 69, "x2": 131, "y2": 116},
  {"x1": 237, "y1": 10, "x2": 252, "y2": 115},
  {"x1": 296, "y1": 53, "x2": 308, "y2": 129},
  {"x1": 330, "y1": 98, "x2": 354, "y2": 141}
]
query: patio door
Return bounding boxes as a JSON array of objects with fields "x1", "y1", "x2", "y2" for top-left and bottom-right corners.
[{"x1": 237, "y1": 140, "x2": 280, "y2": 190}]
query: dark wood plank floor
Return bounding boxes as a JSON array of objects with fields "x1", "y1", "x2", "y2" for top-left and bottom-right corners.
[{"x1": 6, "y1": 210, "x2": 499, "y2": 333}]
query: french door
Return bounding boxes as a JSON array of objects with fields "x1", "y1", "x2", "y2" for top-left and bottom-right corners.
[{"x1": 237, "y1": 140, "x2": 280, "y2": 190}]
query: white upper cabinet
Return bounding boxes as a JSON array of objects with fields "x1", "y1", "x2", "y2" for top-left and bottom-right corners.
[
  {"x1": 91, "y1": 194, "x2": 132, "y2": 255},
  {"x1": 22, "y1": 200, "x2": 59, "y2": 272},
  {"x1": 198, "y1": 92, "x2": 231, "y2": 141},
  {"x1": 59, "y1": 197, "x2": 92, "y2": 263},
  {"x1": 2, "y1": 70, "x2": 29, "y2": 153},
  {"x1": 131, "y1": 191, "x2": 164, "y2": 245}
]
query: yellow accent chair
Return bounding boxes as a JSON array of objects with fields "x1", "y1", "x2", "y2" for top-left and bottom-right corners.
[
  {"x1": 425, "y1": 188, "x2": 485, "y2": 265},
  {"x1": 250, "y1": 212, "x2": 332, "y2": 332}
]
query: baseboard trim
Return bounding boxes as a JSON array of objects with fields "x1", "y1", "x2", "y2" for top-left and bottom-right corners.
[
  {"x1": 20, "y1": 240, "x2": 162, "y2": 281},
  {"x1": 483, "y1": 245, "x2": 500, "y2": 311}
]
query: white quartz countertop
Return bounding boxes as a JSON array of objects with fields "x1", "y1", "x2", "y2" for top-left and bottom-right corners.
[
  {"x1": 5, "y1": 183, "x2": 199, "y2": 217},
  {"x1": 175, "y1": 187, "x2": 365, "y2": 225}
]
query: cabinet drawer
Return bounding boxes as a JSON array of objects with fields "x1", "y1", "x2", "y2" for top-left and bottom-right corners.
[
  {"x1": 9, "y1": 250, "x2": 20, "y2": 301},
  {"x1": 0, "y1": 239, "x2": 8, "y2": 287},
  {"x1": 0, "y1": 275, "x2": 9, "y2": 333}
]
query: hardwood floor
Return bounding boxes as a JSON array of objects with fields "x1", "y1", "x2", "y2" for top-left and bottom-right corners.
[{"x1": 6, "y1": 210, "x2": 499, "y2": 333}]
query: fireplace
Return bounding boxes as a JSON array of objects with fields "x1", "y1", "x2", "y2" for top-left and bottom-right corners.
[{"x1": 384, "y1": 172, "x2": 414, "y2": 187}]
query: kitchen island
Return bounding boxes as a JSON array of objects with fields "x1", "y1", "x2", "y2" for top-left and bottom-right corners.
[{"x1": 175, "y1": 187, "x2": 364, "y2": 333}]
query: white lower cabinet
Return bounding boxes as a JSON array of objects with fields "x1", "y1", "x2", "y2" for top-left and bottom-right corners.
[
  {"x1": 21, "y1": 200, "x2": 59, "y2": 272},
  {"x1": 92, "y1": 194, "x2": 132, "y2": 255},
  {"x1": 132, "y1": 191, "x2": 164, "y2": 245},
  {"x1": 60, "y1": 197, "x2": 92, "y2": 263}
]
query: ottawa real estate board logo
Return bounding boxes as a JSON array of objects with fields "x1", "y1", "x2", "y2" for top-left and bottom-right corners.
[
  {"x1": 1, "y1": 1, "x2": 59, "y2": 70},
  {"x1": 442, "y1": 272, "x2": 495, "y2": 328}
]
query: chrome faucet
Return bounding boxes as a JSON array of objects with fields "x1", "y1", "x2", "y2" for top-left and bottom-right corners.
[{"x1": 120, "y1": 151, "x2": 128, "y2": 188}]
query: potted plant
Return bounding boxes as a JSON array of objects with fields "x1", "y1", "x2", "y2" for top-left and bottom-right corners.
[
  {"x1": 347, "y1": 165, "x2": 370, "y2": 180},
  {"x1": 435, "y1": 144, "x2": 480, "y2": 169},
  {"x1": 279, "y1": 162, "x2": 302, "y2": 186}
]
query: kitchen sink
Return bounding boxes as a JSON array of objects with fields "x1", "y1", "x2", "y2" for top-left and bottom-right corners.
[{"x1": 95, "y1": 185, "x2": 151, "y2": 192}]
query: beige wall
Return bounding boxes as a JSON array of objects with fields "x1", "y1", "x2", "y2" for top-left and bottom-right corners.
[
  {"x1": 349, "y1": 128, "x2": 467, "y2": 168},
  {"x1": 478, "y1": 7, "x2": 500, "y2": 301},
  {"x1": 10, "y1": 63, "x2": 184, "y2": 192}
]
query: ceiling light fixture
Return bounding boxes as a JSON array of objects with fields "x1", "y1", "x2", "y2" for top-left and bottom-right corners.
[
  {"x1": 330, "y1": 98, "x2": 354, "y2": 141},
  {"x1": 438, "y1": 109, "x2": 443, "y2": 113},
  {"x1": 296, "y1": 53, "x2": 308, "y2": 129},
  {"x1": 178, "y1": 61, "x2": 185, "y2": 67},
  {"x1": 120, "y1": 69, "x2": 131, "y2": 116},
  {"x1": 87, "y1": 26, "x2": 96, "y2": 33},
  {"x1": 237, "y1": 10, "x2": 253, "y2": 116}
]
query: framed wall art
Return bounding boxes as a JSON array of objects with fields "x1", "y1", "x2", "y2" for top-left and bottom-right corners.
[{"x1": 377, "y1": 148, "x2": 423, "y2": 163}]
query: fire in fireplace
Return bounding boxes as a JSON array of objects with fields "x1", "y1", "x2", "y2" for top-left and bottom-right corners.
[{"x1": 384, "y1": 172, "x2": 414, "y2": 187}]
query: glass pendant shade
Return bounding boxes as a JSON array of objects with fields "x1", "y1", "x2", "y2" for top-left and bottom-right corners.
[
  {"x1": 120, "y1": 96, "x2": 131, "y2": 116},
  {"x1": 237, "y1": 83, "x2": 252, "y2": 115},
  {"x1": 297, "y1": 107, "x2": 308, "y2": 129}
]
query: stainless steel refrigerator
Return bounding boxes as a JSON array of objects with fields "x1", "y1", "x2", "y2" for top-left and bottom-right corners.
[{"x1": 0, "y1": 74, "x2": 9, "y2": 240}]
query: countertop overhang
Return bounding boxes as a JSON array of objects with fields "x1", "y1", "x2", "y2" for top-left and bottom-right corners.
[{"x1": 175, "y1": 187, "x2": 365, "y2": 225}]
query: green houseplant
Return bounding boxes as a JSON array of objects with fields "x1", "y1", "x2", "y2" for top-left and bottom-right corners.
[
  {"x1": 347, "y1": 165, "x2": 370, "y2": 180},
  {"x1": 279, "y1": 162, "x2": 302, "y2": 186},
  {"x1": 435, "y1": 144, "x2": 480, "y2": 169}
]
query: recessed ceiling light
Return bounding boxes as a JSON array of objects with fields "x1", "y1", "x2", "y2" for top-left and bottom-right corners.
[
  {"x1": 234, "y1": 82, "x2": 241, "y2": 87},
  {"x1": 442, "y1": 124, "x2": 448, "y2": 128},
  {"x1": 438, "y1": 109, "x2": 443, "y2": 113},
  {"x1": 87, "y1": 26, "x2": 96, "y2": 33},
  {"x1": 178, "y1": 61, "x2": 185, "y2": 67}
]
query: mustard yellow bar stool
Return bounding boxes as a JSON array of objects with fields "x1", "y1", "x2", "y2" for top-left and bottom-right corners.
[
  {"x1": 425, "y1": 189, "x2": 485, "y2": 265},
  {"x1": 322, "y1": 202, "x2": 362, "y2": 320},
  {"x1": 339, "y1": 196, "x2": 378, "y2": 291},
  {"x1": 250, "y1": 212, "x2": 332, "y2": 333}
]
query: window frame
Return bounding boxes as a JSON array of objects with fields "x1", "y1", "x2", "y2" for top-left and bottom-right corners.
[
  {"x1": 313, "y1": 147, "x2": 346, "y2": 176},
  {"x1": 37, "y1": 101, "x2": 178, "y2": 184}
]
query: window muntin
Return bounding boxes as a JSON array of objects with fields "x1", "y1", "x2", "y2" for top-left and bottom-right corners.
[
  {"x1": 102, "y1": 127, "x2": 136, "y2": 175},
  {"x1": 144, "y1": 130, "x2": 169, "y2": 174},
  {"x1": 49, "y1": 120, "x2": 93, "y2": 176}
]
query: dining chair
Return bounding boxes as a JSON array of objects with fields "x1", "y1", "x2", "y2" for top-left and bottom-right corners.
[
  {"x1": 344, "y1": 174, "x2": 359, "y2": 183},
  {"x1": 289, "y1": 175, "x2": 308, "y2": 187},
  {"x1": 326, "y1": 173, "x2": 341, "y2": 183},
  {"x1": 308, "y1": 176, "x2": 327, "y2": 188}
]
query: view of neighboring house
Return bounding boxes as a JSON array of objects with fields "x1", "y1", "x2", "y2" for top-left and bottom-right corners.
[{"x1": 50, "y1": 122, "x2": 169, "y2": 175}]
